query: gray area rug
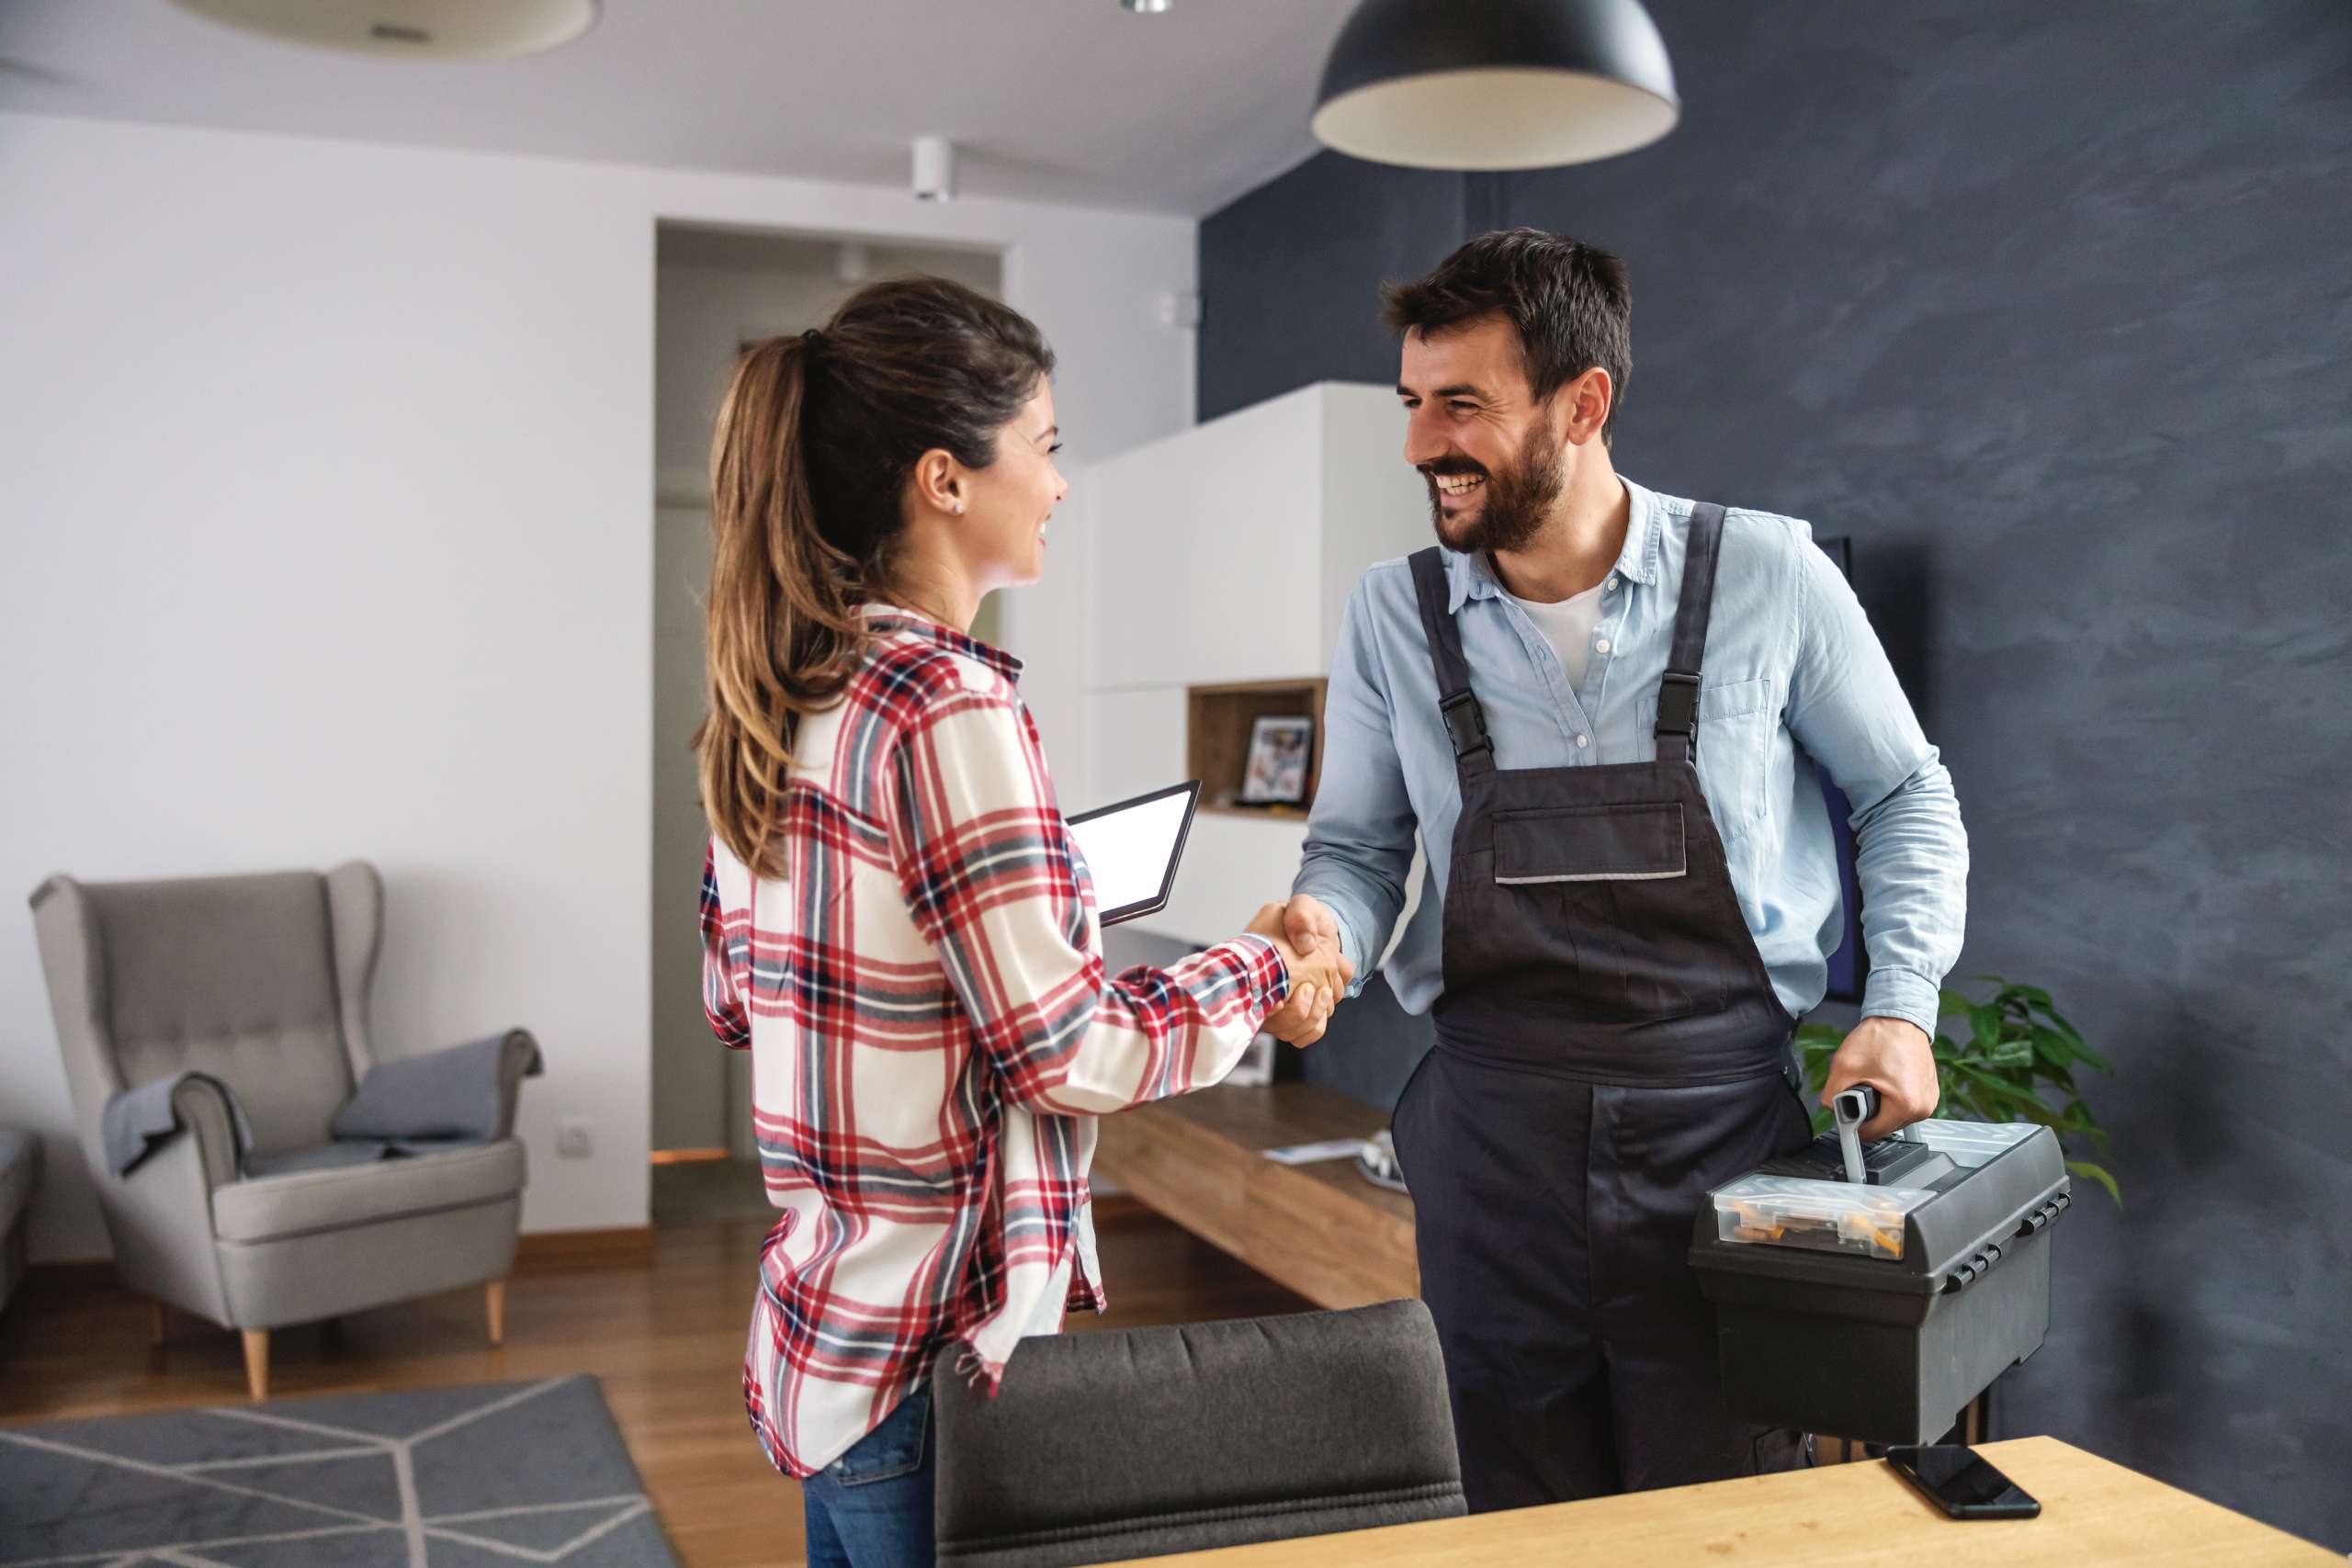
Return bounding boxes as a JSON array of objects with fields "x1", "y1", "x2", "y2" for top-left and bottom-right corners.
[{"x1": 0, "y1": 1375, "x2": 677, "y2": 1566}]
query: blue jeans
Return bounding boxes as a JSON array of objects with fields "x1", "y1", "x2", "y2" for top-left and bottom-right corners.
[{"x1": 801, "y1": 1388, "x2": 934, "y2": 1568}]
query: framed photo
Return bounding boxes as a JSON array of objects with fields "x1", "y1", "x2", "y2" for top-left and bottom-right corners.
[{"x1": 1239, "y1": 715, "x2": 1315, "y2": 806}]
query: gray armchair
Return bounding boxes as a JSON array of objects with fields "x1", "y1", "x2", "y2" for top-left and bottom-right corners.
[{"x1": 28, "y1": 862, "x2": 533, "y2": 1400}]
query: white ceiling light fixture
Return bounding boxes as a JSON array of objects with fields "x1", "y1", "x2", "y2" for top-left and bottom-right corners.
[
  {"x1": 913, "y1": 136, "x2": 956, "y2": 203},
  {"x1": 1312, "y1": 0, "x2": 1678, "y2": 171},
  {"x1": 168, "y1": 0, "x2": 597, "y2": 61},
  {"x1": 1120, "y1": 0, "x2": 1173, "y2": 14}
]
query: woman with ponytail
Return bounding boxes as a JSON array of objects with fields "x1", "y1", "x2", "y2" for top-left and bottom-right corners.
[{"x1": 694, "y1": 277, "x2": 1349, "y2": 1566}]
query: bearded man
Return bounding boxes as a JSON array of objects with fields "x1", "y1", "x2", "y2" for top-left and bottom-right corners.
[{"x1": 1277, "y1": 229, "x2": 1970, "y2": 1508}]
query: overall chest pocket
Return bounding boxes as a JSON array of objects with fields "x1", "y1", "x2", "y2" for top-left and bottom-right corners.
[
  {"x1": 1494, "y1": 802, "x2": 1687, "y2": 885},
  {"x1": 1638, "y1": 675, "x2": 1776, "y2": 843}
]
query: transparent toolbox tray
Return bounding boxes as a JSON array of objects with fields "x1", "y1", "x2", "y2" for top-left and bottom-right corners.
[{"x1": 1713, "y1": 1174, "x2": 1939, "y2": 1260}]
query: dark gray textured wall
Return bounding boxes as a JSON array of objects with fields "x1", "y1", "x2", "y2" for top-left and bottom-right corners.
[
  {"x1": 1193, "y1": 0, "x2": 2352, "y2": 1547},
  {"x1": 1197, "y1": 158, "x2": 1468, "y2": 425}
]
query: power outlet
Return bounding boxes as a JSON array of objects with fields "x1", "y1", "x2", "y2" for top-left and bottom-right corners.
[{"x1": 555, "y1": 1119, "x2": 594, "y2": 1159}]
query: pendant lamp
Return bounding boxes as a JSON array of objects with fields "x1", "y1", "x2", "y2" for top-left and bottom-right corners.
[{"x1": 1312, "y1": 0, "x2": 1679, "y2": 171}]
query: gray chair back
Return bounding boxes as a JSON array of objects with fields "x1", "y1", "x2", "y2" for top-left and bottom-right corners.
[
  {"x1": 932, "y1": 1299, "x2": 1464, "y2": 1568},
  {"x1": 31, "y1": 863, "x2": 385, "y2": 1164}
]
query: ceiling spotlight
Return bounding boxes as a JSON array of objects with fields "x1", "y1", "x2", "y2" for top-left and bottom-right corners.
[
  {"x1": 1120, "y1": 0, "x2": 1172, "y2": 12},
  {"x1": 1313, "y1": 0, "x2": 1679, "y2": 171},
  {"x1": 913, "y1": 137, "x2": 956, "y2": 203}
]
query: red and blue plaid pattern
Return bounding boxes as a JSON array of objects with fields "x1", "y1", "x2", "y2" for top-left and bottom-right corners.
[{"x1": 700, "y1": 607, "x2": 1287, "y2": 1478}]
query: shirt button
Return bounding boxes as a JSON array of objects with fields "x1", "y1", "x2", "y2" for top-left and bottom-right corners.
[
  {"x1": 1606, "y1": 575, "x2": 1619, "y2": 591},
  {"x1": 1576, "y1": 733, "x2": 1590, "y2": 749},
  {"x1": 1594, "y1": 637, "x2": 1611, "y2": 655}
]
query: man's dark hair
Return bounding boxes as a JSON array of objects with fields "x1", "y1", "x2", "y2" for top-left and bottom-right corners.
[{"x1": 1384, "y1": 228, "x2": 1632, "y2": 445}]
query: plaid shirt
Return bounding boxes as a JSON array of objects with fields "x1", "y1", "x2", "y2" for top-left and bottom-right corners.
[{"x1": 699, "y1": 606, "x2": 1288, "y2": 1479}]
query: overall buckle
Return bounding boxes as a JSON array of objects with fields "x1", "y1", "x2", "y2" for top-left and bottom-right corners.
[
  {"x1": 1655, "y1": 671, "x2": 1701, "y2": 738},
  {"x1": 1440, "y1": 692, "x2": 1492, "y2": 761}
]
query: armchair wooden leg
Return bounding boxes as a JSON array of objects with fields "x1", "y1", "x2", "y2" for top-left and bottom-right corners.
[
  {"x1": 242, "y1": 1330, "x2": 269, "y2": 1403},
  {"x1": 485, "y1": 1280, "x2": 506, "y2": 1348},
  {"x1": 150, "y1": 1301, "x2": 168, "y2": 1347}
]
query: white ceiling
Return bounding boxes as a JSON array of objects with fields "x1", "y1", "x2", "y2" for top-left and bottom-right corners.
[{"x1": 0, "y1": 0, "x2": 1363, "y2": 217}]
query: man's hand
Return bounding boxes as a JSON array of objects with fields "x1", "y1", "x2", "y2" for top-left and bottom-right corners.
[
  {"x1": 1246, "y1": 900, "x2": 1354, "y2": 1046},
  {"x1": 1279, "y1": 895, "x2": 1342, "y2": 962},
  {"x1": 1819, "y1": 1016, "x2": 1940, "y2": 1139}
]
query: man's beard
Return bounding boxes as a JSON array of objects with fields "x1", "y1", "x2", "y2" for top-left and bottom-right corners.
[{"x1": 1425, "y1": 423, "x2": 1565, "y2": 556}]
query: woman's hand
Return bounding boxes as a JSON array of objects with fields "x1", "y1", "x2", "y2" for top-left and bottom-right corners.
[{"x1": 1245, "y1": 902, "x2": 1354, "y2": 1046}]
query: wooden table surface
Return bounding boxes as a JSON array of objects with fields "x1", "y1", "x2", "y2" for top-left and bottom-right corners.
[{"x1": 1096, "y1": 1437, "x2": 2339, "y2": 1566}]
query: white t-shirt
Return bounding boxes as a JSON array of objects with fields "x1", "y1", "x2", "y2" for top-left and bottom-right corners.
[{"x1": 1509, "y1": 580, "x2": 1609, "y2": 690}]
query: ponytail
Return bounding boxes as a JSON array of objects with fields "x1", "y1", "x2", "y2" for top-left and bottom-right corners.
[{"x1": 696, "y1": 334, "x2": 856, "y2": 877}]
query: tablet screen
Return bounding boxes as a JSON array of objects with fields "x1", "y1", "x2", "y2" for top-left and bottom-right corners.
[{"x1": 1067, "y1": 781, "x2": 1201, "y2": 926}]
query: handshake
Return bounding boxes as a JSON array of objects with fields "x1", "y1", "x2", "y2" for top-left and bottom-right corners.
[{"x1": 1243, "y1": 895, "x2": 1354, "y2": 1047}]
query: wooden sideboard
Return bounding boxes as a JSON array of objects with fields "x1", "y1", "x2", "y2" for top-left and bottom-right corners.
[{"x1": 1093, "y1": 1082, "x2": 1416, "y2": 1309}]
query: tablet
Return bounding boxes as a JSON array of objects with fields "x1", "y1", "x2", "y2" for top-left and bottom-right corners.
[{"x1": 1066, "y1": 780, "x2": 1202, "y2": 927}]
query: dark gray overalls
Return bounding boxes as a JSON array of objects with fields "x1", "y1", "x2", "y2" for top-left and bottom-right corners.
[{"x1": 1391, "y1": 503, "x2": 1815, "y2": 1511}]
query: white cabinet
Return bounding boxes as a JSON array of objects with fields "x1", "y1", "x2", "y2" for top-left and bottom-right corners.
[
  {"x1": 1085, "y1": 689, "x2": 1187, "y2": 804},
  {"x1": 1084, "y1": 382, "x2": 1427, "y2": 693},
  {"x1": 1157, "y1": 810, "x2": 1317, "y2": 947},
  {"x1": 1023, "y1": 381, "x2": 1428, "y2": 946}
]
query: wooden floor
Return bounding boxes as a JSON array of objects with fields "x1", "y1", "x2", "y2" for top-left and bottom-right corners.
[{"x1": 0, "y1": 1205, "x2": 1309, "y2": 1567}]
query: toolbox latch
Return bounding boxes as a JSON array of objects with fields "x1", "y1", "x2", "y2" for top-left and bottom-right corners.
[
  {"x1": 1943, "y1": 1240, "x2": 2015, "y2": 1293},
  {"x1": 2015, "y1": 1194, "x2": 2069, "y2": 1238}
]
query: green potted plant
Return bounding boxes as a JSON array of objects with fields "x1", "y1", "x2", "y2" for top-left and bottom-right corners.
[{"x1": 1796, "y1": 976, "x2": 2120, "y2": 1205}]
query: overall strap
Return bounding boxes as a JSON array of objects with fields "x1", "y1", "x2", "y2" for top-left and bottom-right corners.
[
  {"x1": 1655, "y1": 502, "x2": 1728, "y2": 765},
  {"x1": 1408, "y1": 547, "x2": 1496, "y2": 781}
]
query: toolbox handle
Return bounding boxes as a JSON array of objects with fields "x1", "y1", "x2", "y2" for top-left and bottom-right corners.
[{"x1": 1832, "y1": 1085, "x2": 1882, "y2": 1183}]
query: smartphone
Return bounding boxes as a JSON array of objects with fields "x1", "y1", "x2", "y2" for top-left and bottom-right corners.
[{"x1": 1885, "y1": 1445, "x2": 2041, "y2": 1519}]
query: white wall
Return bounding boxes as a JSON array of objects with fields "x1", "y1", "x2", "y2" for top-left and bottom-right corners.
[{"x1": 0, "y1": 111, "x2": 1196, "y2": 1261}]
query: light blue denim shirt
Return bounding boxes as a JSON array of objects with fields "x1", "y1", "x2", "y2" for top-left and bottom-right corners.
[{"x1": 1294, "y1": 478, "x2": 1968, "y2": 1038}]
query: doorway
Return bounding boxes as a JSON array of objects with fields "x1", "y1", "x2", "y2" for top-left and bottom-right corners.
[{"x1": 649, "y1": 222, "x2": 1004, "y2": 1225}]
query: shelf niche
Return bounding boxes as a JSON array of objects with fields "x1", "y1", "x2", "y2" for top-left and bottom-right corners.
[{"x1": 1188, "y1": 678, "x2": 1329, "y2": 821}]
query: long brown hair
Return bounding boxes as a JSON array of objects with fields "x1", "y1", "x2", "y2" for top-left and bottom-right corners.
[{"x1": 695, "y1": 275, "x2": 1055, "y2": 877}]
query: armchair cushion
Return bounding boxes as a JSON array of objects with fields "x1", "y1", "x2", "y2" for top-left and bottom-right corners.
[
  {"x1": 331, "y1": 1029, "x2": 541, "y2": 1145},
  {"x1": 211, "y1": 1138, "x2": 526, "y2": 1245},
  {"x1": 101, "y1": 1070, "x2": 255, "y2": 1179}
]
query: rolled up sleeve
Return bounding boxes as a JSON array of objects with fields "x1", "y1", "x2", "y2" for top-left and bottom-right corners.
[{"x1": 1787, "y1": 541, "x2": 1969, "y2": 1038}]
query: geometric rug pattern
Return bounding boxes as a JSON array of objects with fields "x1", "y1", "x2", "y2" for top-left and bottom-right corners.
[{"x1": 0, "y1": 1375, "x2": 678, "y2": 1567}]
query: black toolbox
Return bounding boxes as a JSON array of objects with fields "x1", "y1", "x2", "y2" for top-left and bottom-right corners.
[{"x1": 1688, "y1": 1118, "x2": 2070, "y2": 1446}]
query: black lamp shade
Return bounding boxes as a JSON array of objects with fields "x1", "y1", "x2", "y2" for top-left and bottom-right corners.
[{"x1": 1312, "y1": 0, "x2": 1679, "y2": 171}]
